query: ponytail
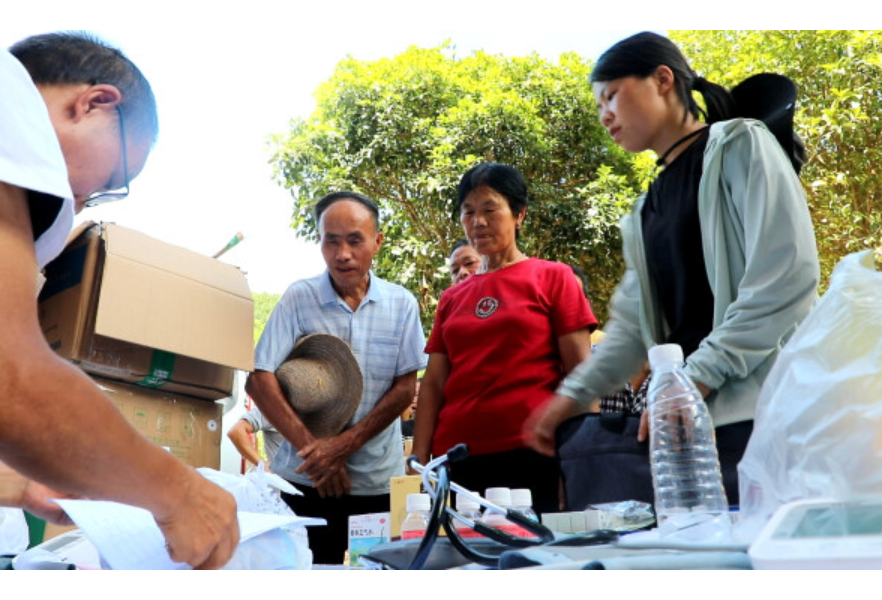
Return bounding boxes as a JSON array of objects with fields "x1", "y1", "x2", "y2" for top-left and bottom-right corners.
[{"x1": 692, "y1": 77, "x2": 737, "y2": 124}]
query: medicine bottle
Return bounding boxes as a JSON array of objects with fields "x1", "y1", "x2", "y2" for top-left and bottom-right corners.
[
  {"x1": 454, "y1": 491, "x2": 483, "y2": 539},
  {"x1": 401, "y1": 493, "x2": 431, "y2": 540}
]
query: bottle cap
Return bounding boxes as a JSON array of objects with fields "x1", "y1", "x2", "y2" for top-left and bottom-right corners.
[
  {"x1": 484, "y1": 487, "x2": 512, "y2": 508},
  {"x1": 406, "y1": 493, "x2": 431, "y2": 512},
  {"x1": 510, "y1": 488, "x2": 533, "y2": 508},
  {"x1": 456, "y1": 491, "x2": 481, "y2": 512},
  {"x1": 648, "y1": 344, "x2": 684, "y2": 370}
]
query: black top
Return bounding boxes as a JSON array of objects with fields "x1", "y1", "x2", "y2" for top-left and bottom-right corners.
[
  {"x1": 641, "y1": 129, "x2": 714, "y2": 359},
  {"x1": 28, "y1": 191, "x2": 64, "y2": 242}
]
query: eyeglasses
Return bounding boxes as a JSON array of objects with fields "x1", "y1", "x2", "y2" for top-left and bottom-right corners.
[{"x1": 83, "y1": 105, "x2": 130, "y2": 208}]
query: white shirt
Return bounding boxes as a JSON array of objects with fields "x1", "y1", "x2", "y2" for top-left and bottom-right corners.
[
  {"x1": 0, "y1": 49, "x2": 75, "y2": 554},
  {"x1": 0, "y1": 49, "x2": 73, "y2": 268}
]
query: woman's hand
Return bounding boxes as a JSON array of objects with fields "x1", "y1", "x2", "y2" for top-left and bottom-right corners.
[
  {"x1": 637, "y1": 379, "x2": 712, "y2": 442},
  {"x1": 524, "y1": 393, "x2": 580, "y2": 457}
]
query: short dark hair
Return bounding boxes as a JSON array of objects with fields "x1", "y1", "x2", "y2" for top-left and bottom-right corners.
[
  {"x1": 591, "y1": 31, "x2": 736, "y2": 125},
  {"x1": 449, "y1": 239, "x2": 471, "y2": 259},
  {"x1": 10, "y1": 31, "x2": 159, "y2": 146},
  {"x1": 314, "y1": 191, "x2": 380, "y2": 230},
  {"x1": 457, "y1": 162, "x2": 528, "y2": 217}
]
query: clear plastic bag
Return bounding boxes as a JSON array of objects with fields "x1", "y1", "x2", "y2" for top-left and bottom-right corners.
[
  {"x1": 587, "y1": 500, "x2": 656, "y2": 531},
  {"x1": 198, "y1": 463, "x2": 301, "y2": 516},
  {"x1": 737, "y1": 251, "x2": 882, "y2": 540},
  {"x1": 197, "y1": 464, "x2": 313, "y2": 569},
  {"x1": 0, "y1": 508, "x2": 29, "y2": 555},
  {"x1": 222, "y1": 524, "x2": 312, "y2": 571}
]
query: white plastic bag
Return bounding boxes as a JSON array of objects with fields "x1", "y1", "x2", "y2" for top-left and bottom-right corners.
[
  {"x1": 737, "y1": 251, "x2": 882, "y2": 539},
  {"x1": 197, "y1": 463, "x2": 302, "y2": 516},
  {"x1": 197, "y1": 465, "x2": 313, "y2": 570},
  {"x1": 0, "y1": 508, "x2": 29, "y2": 555}
]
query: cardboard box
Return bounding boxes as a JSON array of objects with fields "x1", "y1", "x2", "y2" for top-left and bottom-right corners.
[
  {"x1": 348, "y1": 512, "x2": 390, "y2": 568},
  {"x1": 38, "y1": 222, "x2": 254, "y2": 399},
  {"x1": 93, "y1": 376, "x2": 223, "y2": 469}
]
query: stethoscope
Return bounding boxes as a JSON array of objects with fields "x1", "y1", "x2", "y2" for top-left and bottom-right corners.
[{"x1": 404, "y1": 444, "x2": 620, "y2": 569}]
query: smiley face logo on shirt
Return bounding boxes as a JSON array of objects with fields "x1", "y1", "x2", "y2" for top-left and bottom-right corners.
[{"x1": 475, "y1": 297, "x2": 499, "y2": 319}]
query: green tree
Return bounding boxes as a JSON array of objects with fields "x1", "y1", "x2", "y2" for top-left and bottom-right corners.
[
  {"x1": 671, "y1": 30, "x2": 882, "y2": 287},
  {"x1": 269, "y1": 44, "x2": 642, "y2": 328},
  {"x1": 252, "y1": 291, "x2": 281, "y2": 346}
]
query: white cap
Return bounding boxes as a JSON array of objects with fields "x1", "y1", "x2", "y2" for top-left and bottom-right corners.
[
  {"x1": 510, "y1": 488, "x2": 533, "y2": 508},
  {"x1": 456, "y1": 491, "x2": 481, "y2": 512},
  {"x1": 406, "y1": 493, "x2": 431, "y2": 512},
  {"x1": 648, "y1": 344, "x2": 684, "y2": 370},
  {"x1": 484, "y1": 487, "x2": 512, "y2": 508}
]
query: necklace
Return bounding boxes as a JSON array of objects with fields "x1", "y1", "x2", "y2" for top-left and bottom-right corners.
[
  {"x1": 481, "y1": 252, "x2": 528, "y2": 274},
  {"x1": 655, "y1": 126, "x2": 708, "y2": 167}
]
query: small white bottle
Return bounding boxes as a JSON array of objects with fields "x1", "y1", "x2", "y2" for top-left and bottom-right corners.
[
  {"x1": 510, "y1": 488, "x2": 539, "y2": 538},
  {"x1": 454, "y1": 491, "x2": 483, "y2": 539},
  {"x1": 400, "y1": 493, "x2": 431, "y2": 540},
  {"x1": 511, "y1": 488, "x2": 538, "y2": 521},
  {"x1": 480, "y1": 487, "x2": 520, "y2": 536}
]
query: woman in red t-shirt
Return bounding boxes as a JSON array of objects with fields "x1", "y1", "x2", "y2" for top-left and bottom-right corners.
[{"x1": 412, "y1": 162, "x2": 598, "y2": 514}]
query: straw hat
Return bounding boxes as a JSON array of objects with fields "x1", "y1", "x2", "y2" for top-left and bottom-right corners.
[{"x1": 275, "y1": 334, "x2": 363, "y2": 438}]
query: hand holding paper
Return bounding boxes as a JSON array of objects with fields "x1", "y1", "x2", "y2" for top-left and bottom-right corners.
[{"x1": 56, "y1": 499, "x2": 324, "y2": 570}]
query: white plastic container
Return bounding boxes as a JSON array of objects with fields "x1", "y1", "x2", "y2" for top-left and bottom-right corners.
[
  {"x1": 510, "y1": 488, "x2": 539, "y2": 538},
  {"x1": 511, "y1": 488, "x2": 538, "y2": 521},
  {"x1": 400, "y1": 493, "x2": 431, "y2": 540},
  {"x1": 454, "y1": 491, "x2": 483, "y2": 539},
  {"x1": 481, "y1": 487, "x2": 520, "y2": 535}
]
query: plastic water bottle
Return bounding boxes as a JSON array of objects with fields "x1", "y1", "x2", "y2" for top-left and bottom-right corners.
[
  {"x1": 481, "y1": 487, "x2": 520, "y2": 535},
  {"x1": 647, "y1": 344, "x2": 732, "y2": 542},
  {"x1": 400, "y1": 493, "x2": 431, "y2": 540},
  {"x1": 454, "y1": 491, "x2": 484, "y2": 539}
]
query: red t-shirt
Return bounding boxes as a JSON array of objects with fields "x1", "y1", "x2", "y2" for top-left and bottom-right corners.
[{"x1": 426, "y1": 258, "x2": 598, "y2": 457}]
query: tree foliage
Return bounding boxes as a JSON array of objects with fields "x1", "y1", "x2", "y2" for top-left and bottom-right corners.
[
  {"x1": 252, "y1": 291, "x2": 281, "y2": 347},
  {"x1": 672, "y1": 30, "x2": 882, "y2": 287},
  {"x1": 269, "y1": 44, "x2": 643, "y2": 328}
]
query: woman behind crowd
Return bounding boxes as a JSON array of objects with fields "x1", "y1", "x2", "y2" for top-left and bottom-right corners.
[
  {"x1": 412, "y1": 163, "x2": 597, "y2": 514},
  {"x1": 527, "y1": 32, "x2": 820, "y2": 505}
]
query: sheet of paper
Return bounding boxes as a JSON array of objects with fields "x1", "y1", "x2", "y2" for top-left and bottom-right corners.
[{"x1": 55, "y1": 499, "x2": 325, "y2": 570}]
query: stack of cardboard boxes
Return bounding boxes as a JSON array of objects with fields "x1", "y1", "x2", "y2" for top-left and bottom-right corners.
[{"x1": 38, "y1": 222, "x2": 254, "y2": 471}]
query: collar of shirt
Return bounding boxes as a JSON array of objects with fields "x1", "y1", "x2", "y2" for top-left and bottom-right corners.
[{"x1": 318, "y1": 270, "x2": 383, "y2": 310}]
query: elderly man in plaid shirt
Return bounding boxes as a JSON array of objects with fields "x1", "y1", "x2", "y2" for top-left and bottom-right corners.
[{"x1": 247, "y1": 191, "x2": 426, "y2": 565}]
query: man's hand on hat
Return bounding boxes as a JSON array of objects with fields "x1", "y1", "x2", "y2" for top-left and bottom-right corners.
[{"x1": 296, "y1": 434, "x2": 355, "y2": 483}]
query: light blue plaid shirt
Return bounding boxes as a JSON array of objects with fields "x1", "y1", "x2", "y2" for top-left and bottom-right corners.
[{"x1": 255, "y1": 270, "x2": 426, "y2": 495}]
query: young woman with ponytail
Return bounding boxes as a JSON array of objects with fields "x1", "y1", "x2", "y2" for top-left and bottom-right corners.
[{"x1": 526, "y1": 32, "x2": 820, "y2": 505}]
